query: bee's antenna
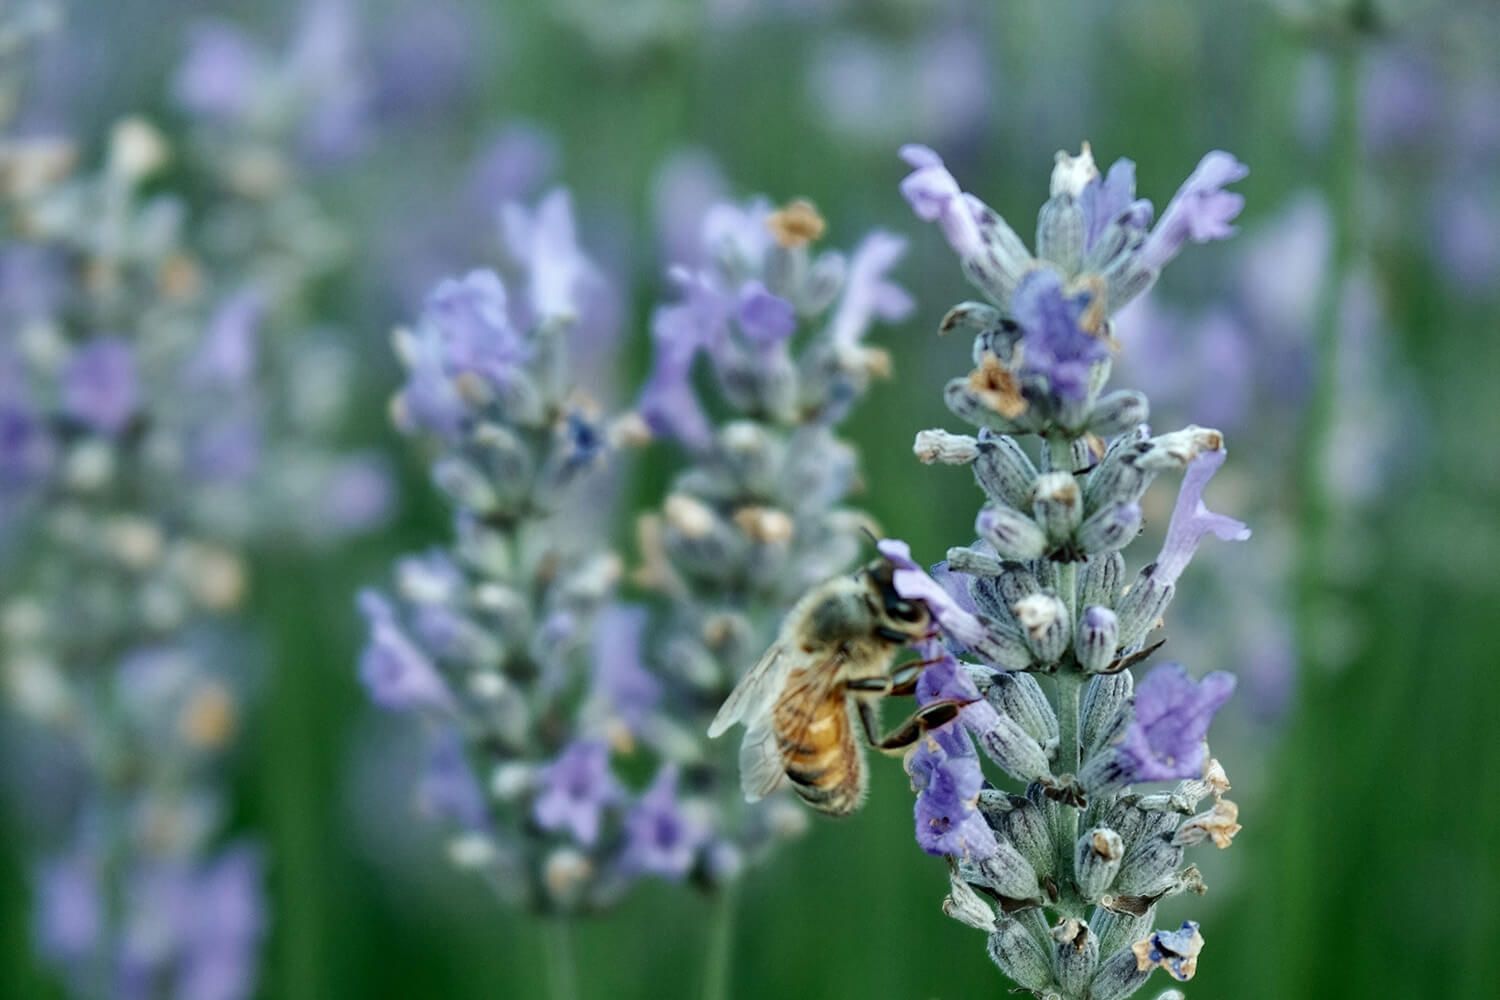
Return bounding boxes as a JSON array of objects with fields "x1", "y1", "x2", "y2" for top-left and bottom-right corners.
[{"x1": 858, "y1": 524, "x2": 881, "y2": 553}]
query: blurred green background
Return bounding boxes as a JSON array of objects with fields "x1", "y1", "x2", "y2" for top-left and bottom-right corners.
[{"x1": 3, "y1": 1, "x2": 1498, "y2": 997}]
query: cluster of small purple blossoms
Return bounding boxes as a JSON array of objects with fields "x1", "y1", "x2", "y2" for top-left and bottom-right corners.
[
  {"x1": 883, "y1": 142, "x2": 1251, "y2": 999},
  {"x1": 633, "y1": 195, "x2": 913, "y2": 883},
  {"x1": 357, "y1": 188, "x2": 695, "y2": 911},
  {"x1": 0, "y1": 14, "x2": 395, "y2": 993}
]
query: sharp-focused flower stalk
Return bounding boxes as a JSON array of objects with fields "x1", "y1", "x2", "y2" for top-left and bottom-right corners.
[{"x1": 884, "y1": 142, "x2": 1252, "y2": 998}]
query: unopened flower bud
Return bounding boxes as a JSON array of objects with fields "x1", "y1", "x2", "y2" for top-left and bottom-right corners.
[
  {"x1": 1088, "y1": 390, "x2": 1150, "y2": 438},
  {"x1": 1080, "y1": 672, "x2": 1133, "y2": 761},
  {"x1": 945, "y1": 546, "x2": 1005, "y2": 577},
  {"x1": 986, "y1": 672, "x2": 1059, "y2": 757},
  {"x1": 1012, "y1": 592, "x2": 1071, "y2": 664},
  {"x1": 1038, "y1": 192, "x2": 1086, "y2": 275},
  {"x1": 432, "y1": 457, "x2": 501, "y2": 515},
  {"x1": 1075, "y1": 828, "x2": 1125, "y2": 901},
  {"x1": 1114, "y1": 833, "x2": 1185, "y2": 897},
  {"x1": 1078, "y1": 501, "x2": 1142, "y2": 554},
  {"x1": 1136, "y1": 426, "x2": 1223, "y2": 473},
  {"x1": 914, "y1": 429, "x2": 980, "y2": 465},
  {"x1": 992, "y1": 795, "x2": 1055, "y2": 880},
  {"x1": 973, "y1": 430, "x2": 1038, "y2": 509},
  {"x1": 976, "y1": 504, "x2": 1048, "y2": 561},
  {"x1": 943, "y1": 868, "x2": 998, "y2": 932},
  {"x1": 1090, "y1": 946, "x2": 1152, "y2": 1000},
  {"x1": 1083, "y1": 435, "x2": 1151, "y2": 509},
  {"x1": 939, "y1": 300, "x2": 1004, "y2": 340},
  {"x1": 1080, "y1": 551, "x2": 1125, "y2": 609},
  {"x1": 973, "y1": 709, "x2": 1053, "y2": 784},
  {"x1": 1051, "y1": 918, "x2": 1100, "y2": 996},
  {"x1": 946, "y1": 376, "x2": 1029, "y2": 434},
  {"x1": 1077, "y1": 606, "x2": 1120, "y2": 674},
  {"x1": 987, "y1": 914, "x2": 1055, "y2": 993},
  {"x1": 1115, "y1": 565, "x2": 1175, "y2": 650},
  {"x1": 1092, "y1": 907, "x2": 1154, "y2": 958},
  {"x1": 1032, "y1": 471, "x2": 1082, "y2": 544}
]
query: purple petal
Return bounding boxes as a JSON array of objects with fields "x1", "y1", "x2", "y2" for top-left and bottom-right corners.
[
  {"x1": 357, "y1": 590, "x2": 456, "y2": 713},
  {"x1": 1140, "y1": 151, "x2": 1249, "y2": 271},
  {"x1": 735, "y1": 281, "x2": 797, "y2": 344},
  {"x1": 826, "y1": 230, "x2": 912, "y2": 350},
  {"x1": 898, "y1": 144, "x2": 983, "y2": 259},
  {"x1": 62, "y1": 338, "x2": 139, "y2": 436},
  {"x1": 1117, "y1": 663, "x2": 1235, "y2": 782},
  {"x1": 1155, "y1": 448, "x2": 1251, "y2": 586},
  {"x1": 1012, "y1": 269, "x2": 1109, "y2": 402},
  {"x1": 532, "y1": 741, "x2": 622, "y2": 847}
]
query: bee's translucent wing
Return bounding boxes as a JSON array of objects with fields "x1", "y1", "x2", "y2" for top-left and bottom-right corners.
[
  {"x1": 738, "y1": 721, "x2": 787, "y2": 802},
  {"x1": 707, "y1": 644, "x2": 787, "y2": 738},
  {"x1": 740, "y1": 649, "x2": 849, "y2": 805}
]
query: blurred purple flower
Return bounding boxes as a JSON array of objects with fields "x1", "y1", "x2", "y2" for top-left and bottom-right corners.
[
  {"x1": 1117, "y1": 664, "x2": 1235, "y2": 783},
  {"x1": 357, "y1": 591, "x2": 455, "y2": 713},
  {"x1": 189, "y1": 291, "x2": 263, "y2": 387},
  {"x1": 1361, "y1": 48, "x2": 1437, "y2": 153},
  {"x1": 735, "y1": 281, "x2": 796, "y2": 344},
  {"x1": 319, "y1": 453, "x2": 396, "y2": 535},
  {"x1": 62, "y1": 338, "x2": 139, "y2": 436},
  {"x1": 1155, "y1": 449, "x2": 1251, "y2": 587},
  {"x1": 467, "y1": 125, "x2": 559, "y2": 211},
  {"x1": 188, "y1": 418, "x2": 262, "y2": 484},
  {"x1": 0, "y1": 246, "x2": 65, "y2": 323},
  {"x1": 827, "y1": 232, "x2": 912, "y2": 351},
  {"x1": 0, "y1": 397, "x2": 56, "y2": 493},
  {"x1": 418, "y1": 733, "x2": 489, "y2": 830},
  {"x1": 172, "y1": 21, "x2": 267, "y2": 122},
  {"x1": 370, "y1": 1, "x2": 477, "y2": 120},
  {"x1": 34, "y1": 852, "x2": 100, "y2": 961},
  {"x1": 289, "y1": 0, "x2": 373, "y2": 166},
  {"x1": 650, "y1": 149, "x2": 728, "y2": 268},
  {"x1": 620, "y1": 765, "x2": 708, "y2": 879},
  {"x1": 532, "y1": 740, "x2": 622, "y2": 847},
  {"x1": 591, "y1": 605, "x2": 661, "y2": 734},
  {"x1": 501, "y1": 189, "x2": 596, "y2": 325}
]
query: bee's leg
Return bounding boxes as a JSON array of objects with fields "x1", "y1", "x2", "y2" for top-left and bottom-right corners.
[
  {"x1": 859, "y1": 698, "x2": 967, "y2": 755},
  {"x1": 886, "y1": 655, "x2": 947, "y2": 697}
]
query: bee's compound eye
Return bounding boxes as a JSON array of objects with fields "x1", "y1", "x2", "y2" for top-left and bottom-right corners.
[{"x1": 889, "y1": 599, "x2": 923, "y2": 623}]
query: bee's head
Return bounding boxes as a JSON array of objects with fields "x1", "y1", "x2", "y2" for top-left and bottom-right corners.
[{"x1": 865, "y1": 557, "x2": 930, "y2": 642}]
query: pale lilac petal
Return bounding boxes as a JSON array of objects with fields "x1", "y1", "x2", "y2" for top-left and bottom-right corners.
[{"x1": 1155, "y1": 448, "x2": 1251, "y2": 586}]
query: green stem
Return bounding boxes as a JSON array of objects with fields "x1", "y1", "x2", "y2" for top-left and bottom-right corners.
[
  {"x1": 1052, "y1": 669, "x2": 1084, "y2": 913},
  {"x1": 542, "y1": 918, "x2": 580, "y2": 1000},
  {"x1": 700, "y1": 884, "x2": 737, "y2": 1000}
]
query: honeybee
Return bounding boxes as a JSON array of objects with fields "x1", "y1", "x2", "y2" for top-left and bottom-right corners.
[{"x1": 707, "y1": 557, "x2": 967, "y2": 816}]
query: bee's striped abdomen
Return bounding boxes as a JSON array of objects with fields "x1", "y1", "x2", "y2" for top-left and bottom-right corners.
[{"x1": 774, "y1": 684, "x2": 865, "y2": 816}]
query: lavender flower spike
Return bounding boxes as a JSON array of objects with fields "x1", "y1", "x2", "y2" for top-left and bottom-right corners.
[
  {"x1": 887, "y1": 141, "x2": 1251, "y2": 997},
  {"x1": 1155, "y1": 448, "x2": 1251, "y2": 587}
]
